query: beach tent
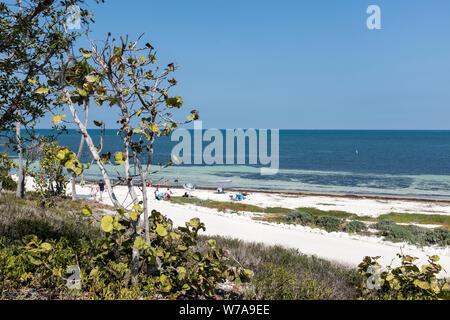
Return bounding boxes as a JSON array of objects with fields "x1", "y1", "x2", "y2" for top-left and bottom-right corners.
[
  {"x1": 183, "y1": 183, "x2": 195, "y2": 191},
  {"x1": 217, "y1": 179, "x2": 231, "y2": 193},
  {"x1": 183, "y1": 183, "x2": 195, "y2": 196}
]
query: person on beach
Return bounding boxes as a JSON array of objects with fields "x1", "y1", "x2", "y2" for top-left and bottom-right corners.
[
  {"x1": 98, "y1": 180, "x2": 105, "y2": 201},
  {"x1": 90, "y1": 184, "x2": 98, "y2": 201},
  {"x1": 154, "y1": 187, "x2": 161, "y2": 200},
  {"x1": 166, "y1": 188, "x2": 173, "y2": 200}
]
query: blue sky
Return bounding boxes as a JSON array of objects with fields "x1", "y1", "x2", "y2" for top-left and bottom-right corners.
[{"x1": 43, "y1": 0, "x2": 450, "y2": 129}]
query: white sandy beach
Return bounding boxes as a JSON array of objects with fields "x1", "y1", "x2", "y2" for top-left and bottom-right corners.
[{"x1": 20, "y1": 176, "x2": 450, "y2": 276}]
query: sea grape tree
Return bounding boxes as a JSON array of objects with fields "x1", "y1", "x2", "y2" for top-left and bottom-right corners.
[
  {"x1": 85, "y1": 34, "x2": 199, "y2": 243},
  {"x1": 0, "y1": 0, "x2": 102, "y2": 198}
]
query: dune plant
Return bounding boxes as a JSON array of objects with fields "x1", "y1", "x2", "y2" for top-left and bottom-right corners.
[
  {"x1": 284, "y1": 211, "x2": 314, "y2": 225},
  {"x1": 0, "y1": 206, "x2": 252, "y2": 299},
  {"x1": 357, "y1": 254, "x2": 449, "y2": 300},
  {"x1": 315, "y1": 216, "x2": 342, "y2": 233},
  {"x1": 344, "y1": 220, "x2": 368, "y2": 233},
  {"x1": 32, "y1": 142, "x2": 84, "y2": 207},
  {"x1": 0, "y1": 152, "x2": 14, "y2": 192}
]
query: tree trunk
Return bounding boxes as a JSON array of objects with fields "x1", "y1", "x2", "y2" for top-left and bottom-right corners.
[
  {"x1": 65, "y1": 91, "x2": 121, "y2": 208},
  {"x1": 71, "y1": 101, "x2": 88, "y2": 200},
  {"x1": 15, "y1": 109, "x2": 25, "y2": 198},
  {"x1": 140, "y1": 171, "x2": 150, "y2": 243}
]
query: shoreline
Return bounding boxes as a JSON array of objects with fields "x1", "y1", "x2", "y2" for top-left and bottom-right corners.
[{"x1": 101, "y1": 180, "x2": 450, "y2": 204}]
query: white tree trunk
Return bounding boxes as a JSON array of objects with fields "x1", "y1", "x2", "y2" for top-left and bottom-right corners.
[
  {"x1": 64, "y1": 90, "x2": 121, "y2": 208},
  {"x1": 71, "y1": 101, "x2": 88, "y2": 200},
  {"x1": 15, "y1": 108, "x2": 25, "y2": 198}
]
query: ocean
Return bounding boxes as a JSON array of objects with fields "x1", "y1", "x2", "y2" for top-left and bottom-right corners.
[{"x1": 6, "y1": 129, "x2": 450, "y2": 199}]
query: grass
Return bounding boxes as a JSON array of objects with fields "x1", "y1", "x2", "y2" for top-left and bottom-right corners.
[
  {"x1": 171, "y1": 196, "x2": 450, "y2": 231},
  {"x1": 0, "y1": 192, "x2": 103, "y2": 245},
  {"x1": 170, "y1": 196, "x2": 293, "y2": 214},
  {"x1": 377, "y1": 212, "x2": 450, "y2": 229},
  {"x1": 198, "y1": 235, "x2": 361, "y2": 300}
]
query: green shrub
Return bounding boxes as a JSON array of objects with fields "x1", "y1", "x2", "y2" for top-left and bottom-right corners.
[
  {"x1": 203, "y1": 236, "x2": 361, "y2": 300},
  {"x1": 2, "y1": 176, "x2": 17, "y2": 191},
  {"x1": 377, "y1": 224, "x2": 412, "y2": 243},
  {"x1": 248, "y1": 262, "x2": 332, "y2": 300},
  {"x1": 315, "y1": 216, "x2": 341, "y2": 232},
  {"x1": 372, "y1": 219, "x2": 397, "y2": 230},
  {"x1": 357, "y1": 254, "x2": 450, "y2": 300},
  {"x1": 344, "y1": 221, "x2": 368, "y2": 233},
  {"x1": 284, "y1": 211, "x2": 314, "y2": 225},
  {"x1": 32, "y1": 142, "x2": 84, "y2": 207},
  {"x1": 0, "y1": 208, "x2": 253, "y2": 300},
  {"x1": 425, "y1": 228, "x2": 450, "y2": 247}
]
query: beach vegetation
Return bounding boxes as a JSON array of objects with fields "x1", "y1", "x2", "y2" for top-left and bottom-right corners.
[
  {"x1": 0, "y1": 153, "x2": 14, "y2": 192},
  {"x1": 314, "y1": 216, "x2": 342, "y2": 233},
  {"x1": 374, "y1": 219, "x2": 450, "y2": 247},
  {"x1": 357, "y1": 254, "x2": 450, "y2": 300},
  {"x1": 283, "y1": 211, "x2": 314, "y2": 225},
  {"x1": 246, "y1": 262, "x2": 332, "y2": 300},
  {"x1": 377, "y1": 212, "x2": 450, "y2": 229},
  {"x1": 425, "y1": 228, "x2": 450, "y2": 247},
  {"x1": 0, "y1": 0, "x2": 102, "y2": 199},
  {"x1": 31, "y1": 142, "x2": 84, "y2": 207},
  {"x1": 202, "y1": 236, "x2": 361, "y2": 300},
  {"x1": 2, "y1": 176, "x2": 17, "y2": 191},
  {"x1": 0, "y1": 194, "x2": 252, "y2": 299},
  {"x1": 372, "y1": 219, "x2": 397, "y2": 230},
  {"x1": 344, "y1": 220, "x2": 368, "y2": 233}
]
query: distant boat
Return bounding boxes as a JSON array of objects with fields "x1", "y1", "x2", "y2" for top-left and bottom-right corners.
[{"x1": 355, "y1": 149, "x2": 359, "y2": 156}]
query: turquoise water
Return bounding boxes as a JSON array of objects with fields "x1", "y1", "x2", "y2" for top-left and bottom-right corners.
[{"x1": 7, "y1": 130, "x2": 450, "y2": 199}]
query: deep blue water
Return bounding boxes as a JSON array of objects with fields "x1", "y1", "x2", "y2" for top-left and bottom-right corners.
[{"x1": 6, "y1": 130, "x2": 450, "y2": 198}]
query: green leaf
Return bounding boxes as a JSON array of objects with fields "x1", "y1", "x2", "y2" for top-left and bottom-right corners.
[
  {"x1": 101, "y1": 215, "x2": 114, "y2": 233},
  {"x1": 51, "y1": 114, "x2": 67, "y2": 125},
  {"x1": 40, "y1": 242, "x2": 52, "y2": 251},
  {"x1": 189, "y1": 218, "x2": 200, "y2": 227},
  {"x1": 129, "y1": 211, "x2": 139, "y2": 221},
  {"x1": 207, "y1": 239, "x2": 216, "y2": 248},
  {"x1": 134, "y1": 236, "x2": 148, "y2": 250},
  {"x1": 35, "y1": 87, "x2": 49, "y2": 94},
  {"x1": 82, "y1": 205, "x2": 92, "y2": 216},
  {"x1": 28, "y1": 256, "x2": 42, "y2": 265},
  {"x1": 77, "y1": 88, "x2": 88, "y2": 97},
  {"x1": 132, "y1": 204, "x2": 144, "y2": 213},
  {"x1": 166, "y1": 96, "x2": 183, "y2": 108},
  {"x1": 114, "y1": 151, "x2": 125, "y2": 165},
  {"x1": 155, "y1": 224, "x2": 168, "y2": 237},
  {"x1": 429, "y1": 255, "x2": 440, "y2": 262},
  {"x1": 85, "y1": 74, "x2": 98, "y2": 83},
  {"x1": 93, "y1": 120, "x2": 103, "y2": 127}
]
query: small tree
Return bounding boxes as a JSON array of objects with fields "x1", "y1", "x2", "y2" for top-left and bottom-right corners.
[
  {"x1": 0, "y1": 152, "x2": 14, "y2": 193},
  {"x1": 88, "y1": 34, "x2": 198, "y2": 243},
  {"x1": 0, "y1": 0, "x2": 103, "y2": 198},
  {"x1": 32, "y1": 141, "x2": 84, "y2": 206}
]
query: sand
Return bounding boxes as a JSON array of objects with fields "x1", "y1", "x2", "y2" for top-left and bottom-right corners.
[{"x1": 19, "y1": 176, "x2": 450, "y2": 276}]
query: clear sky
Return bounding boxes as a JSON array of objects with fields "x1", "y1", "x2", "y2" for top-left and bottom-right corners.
[{"x1": 41, "y1": 0, "x2": 450, "y2": 129}]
